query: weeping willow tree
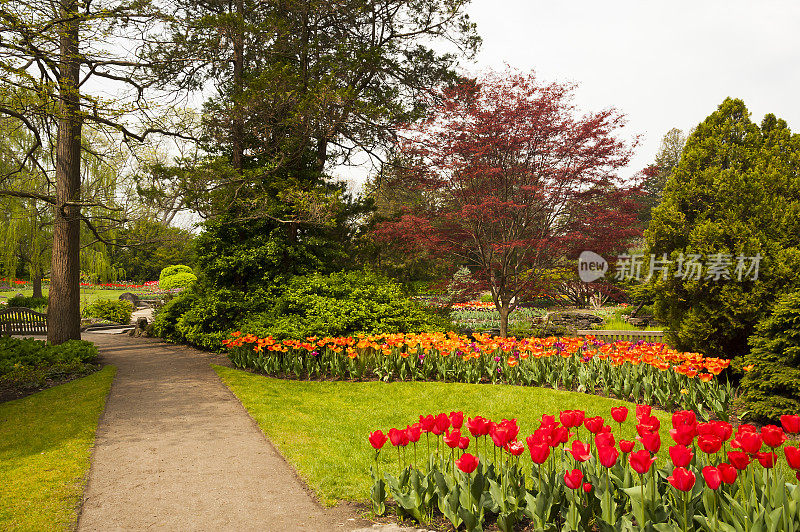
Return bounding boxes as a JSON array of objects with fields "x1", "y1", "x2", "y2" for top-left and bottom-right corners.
[{"x1": 0, "y1": 113, "x2": 127, "y2": 298}]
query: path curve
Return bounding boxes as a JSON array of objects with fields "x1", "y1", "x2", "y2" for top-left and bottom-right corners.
[{"x1": 78, "y1": 333, "x2": 373, "y2": 531}]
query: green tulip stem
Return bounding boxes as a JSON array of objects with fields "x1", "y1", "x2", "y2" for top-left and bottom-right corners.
[
  {"x1": 683, "y1": 490, "x2": 688, "y2": 532},
  {"x1": 640, "y1": 473, "x2": 646, "y2": 529},
  {"x1": 396, "y1": 446, "x2": 401, "y2": 473}
]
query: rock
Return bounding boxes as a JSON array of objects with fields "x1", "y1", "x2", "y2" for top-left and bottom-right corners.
[
  {"x1": 119, "y1": 292, "x2": 140, "y2": 307},
  {"x1": 546, "y1": 311, "x2": 603, "y2": 332}
]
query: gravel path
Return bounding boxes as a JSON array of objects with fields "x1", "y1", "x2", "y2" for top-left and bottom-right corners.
[{"x1": 77, "y1": 333, "x2": 374, "y2": 531}]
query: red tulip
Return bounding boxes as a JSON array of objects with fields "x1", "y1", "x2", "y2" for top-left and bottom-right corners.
[
  {"x1": 672, "y1": 410, "x2": 697, "y2": 428},
  {"x1": 718, "y1": 463, "x2": 737, "y2": 485},
  {"x1": 389, "y1": 427, "x2": 408, "y2": 447},
  {"x1": 449, "y1": 411, "x2": 464, "y2": 430},
  {"x1": 697, "y1": 434, "x2": 723, "y2": 454},
  {"x1": 560, "y1": 410, "x2": 577, "y2": 428},
  {"x1": 702, "y1": 466, "x2": 722, "y2": 490},
  {"x1": 563, "y1": 468, "x2": 584, "y2": 489},
  {"x1": 785, "y1": 446, "x2": 800, "y2": 469},
  {"x1": 637, "y1": 416, "x2": 661, "y2": 435},
  {"x1": 420, "y1": 414, "x2": 436, "y2": 432},
  {"x1": 738, "y1": 431, "x2": 763, "y2": 454},
  {"x1": 433, "y1": 413, "x2": 450, "y2": 435},
  {"x1": 467, "y1": 416, "x2": 486, "y2": 438},
  {"x1": 598, "y1": 444, "x2": 619, "y2": 467},
  {"x1": 568, "y1": 440, "x2": 591, "y2": 462},
  {"x1": 502, "y1": 419, "x2": 520, "y2": 442},
  {"x1": 529, "y1": 443, "x2": 551, "y2": 464},
  {"x1": 406, "y1": 424, "x2": 421, "y2": 443},
  {"x1": 541, "y1": 414, "x2": 557, "y2": 428},
  {"x1": 669, "y1": 445, "x2": 694, "y2": 468},
  {"x1": 620, "y1": 440, "x2": 636, "y2": 453},
  {"x1": 584, "y1": 416, "x2": 604, "y2": 434},
  {"x1": 491, "y1": 426, "x2": 510, "y2": 448},
  {"x1": 758, "y1": 451, "x2": 777, "y2": 469},
  {"x1": 638, "y1": 431, "x2": 661, "y2": 453},
  {"x1": 629, "y1": 449, "x2": 656, "y2": 474},
  {"x1": 596, "y1": 432, "x2": 615, "y2": 449},
  {"x1": 727, "y1": 450, "x2": 751, "y2": 470},
  {"x1": 611, "y1": 406, "x2": 628, "y2": 424},
  {"x1": 456, "y1": 453, "x2": 479, "y2": 474},
  {"x1": 444, "y1": 429, "x2": 461, "y2": 449},
  {"x1": 506, "y1": 440, "x2": 525, "y2": 456},
  {"x1": 712, "y1": 421, "x2": 733, "y2": 442},
  {"x1": 781, "y1": 415, "x2": 800, "y2": 434},
  {"x1": 484, "y1": 421, "x2": 496, "y2": 437},
  {"x1": 572, "y1": 410, "x2": 586, "y2": 427},
  {"x1": 667, "y1": 467, "x2": 696, "y2": 492},
  {"x1": 636, "y1": 404, "x2": 651, "y2": 422},
  {"x1": 762, "y1": 425, "x2": 786, "y2": 448},
  {"x1": 583, "y1": 482, "x2": 592, "y2": 493},
  {"x1": 458, "y1": 436, "x2": 470, "y2": 450},
  {"x1": 551, "y1": 426, "x2": 570, "y2": 446},
  {"x1": 369, "y1": 430, "x2": 388, "y2": 450},
  {"x1": 670, "y1": 425, "x2": 697, "y2": 446}
]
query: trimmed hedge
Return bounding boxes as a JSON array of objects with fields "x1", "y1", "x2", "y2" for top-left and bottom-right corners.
[
  {"x1": 6, "y1": 295, "x2": 47, "y2": 309},
  {"x1": 159, "y1": 264, "x2": 194, "y2": 281},
  {"x1": 83, "y1": 299, "x2": 134, "y2": 324},
  {"x1": 159, "y1": 272, "x2": 197, "y2": 290}
]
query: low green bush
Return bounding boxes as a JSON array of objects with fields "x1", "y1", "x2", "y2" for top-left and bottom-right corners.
[
  {"x1": 152, "y1": 270, "x2": 448, "y2": 350},
  {"x1": 83, "y1": 299, "x2": 133, "y2": 324},
  {"x1": 254, "y1": 270, "x2": 447, "y2": 339},
  {"x1": 739, "y1": 290, "x2": 800, "y2": 421},
  {"x1": 159, "y1": 272, "x2": 197, "y2": 290},
  {"x1": 6, "y1": 295, "x2": 47, "y2": 310},
  {"x1": 0, "y1": 337, "x2": 98, "y2": 388},
  {"x1": 159, "y1": 264, "x2": 194, "y2": 281}
]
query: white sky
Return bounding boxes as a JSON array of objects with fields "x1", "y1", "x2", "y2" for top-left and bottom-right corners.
[{"x1": 461, "y1": 0, "x2": 800, "y2": 178}]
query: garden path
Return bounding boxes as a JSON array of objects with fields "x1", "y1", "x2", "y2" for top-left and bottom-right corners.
[{"x1": 77, "y1": 333, "x2": 393, "y2": 531}]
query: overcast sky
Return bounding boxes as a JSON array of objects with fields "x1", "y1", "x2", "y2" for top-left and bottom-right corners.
[{"x1": 461, "y1": 0, "x2": 800, "y2": 178}]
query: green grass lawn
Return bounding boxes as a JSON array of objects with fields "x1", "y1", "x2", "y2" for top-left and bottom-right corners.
[
  {"x1": 0, "y1": 287, "x2": 143, "y2": 314},
  {"x1": 0, "y1": 366, "x2": 116, "y2": 530},
  {"x1": 213, "y1": 365, "x2": 678, "y2": 506}
]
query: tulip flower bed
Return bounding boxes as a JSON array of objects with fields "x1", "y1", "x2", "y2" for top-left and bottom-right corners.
[
  {"x1": 224, "y1": 332, "x2": 733, "y2": 419},
  {"x1": 368, "y1": 408, "x2": 800, "y2": 531}
]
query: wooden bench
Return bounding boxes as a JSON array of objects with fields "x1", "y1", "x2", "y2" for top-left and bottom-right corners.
[
  {"x1": 0, "y1": 307, "x2": 48, "y2": 336},
  {"x1": 577, "y1": 329, "x2": 666, "y2": 344}
]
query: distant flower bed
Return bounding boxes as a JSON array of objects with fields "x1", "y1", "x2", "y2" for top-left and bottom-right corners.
[{"x1": 224, "y1": 332, "x2": 733, "y2": 419}]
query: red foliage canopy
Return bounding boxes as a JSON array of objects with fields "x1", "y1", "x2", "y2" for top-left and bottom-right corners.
[{"x1": 374, "y1": 70, "x2": 642, "y2": 334}]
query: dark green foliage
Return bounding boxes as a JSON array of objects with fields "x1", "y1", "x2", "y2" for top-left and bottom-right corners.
[
  {"x1": 248, "y1": 271, "x2": 447, "y2": 340},
  {"x1": 152, "y1": 271, "x2": 446, "y2": 349},
  {"x1": 0, "y1": 337, "x2": 97, "y2": 387},
  {"x1": 6, "y1": 295, "x2": 47, "y2": 309},
  {"x1": 739, "y1": 290, "x2": 800, "y2": 421},
  {"x1": 152, "y1": 290, "x2": 201, "y2": 343},
  {"x1": 111, "y1": 221, "x2": 196, "y2": 283},
  {"x1": 83, "y1": 299, "x2": 133, "y2": 324},
  {"x1": 646, "y1": 98, "x2": 800, "y2": 358}
]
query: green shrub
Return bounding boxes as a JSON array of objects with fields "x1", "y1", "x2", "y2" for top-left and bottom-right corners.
[
  {"x1": 7, "y1": 295, "x2": 47, "y2": 310},
  {"x1": 151, "y1": 271, "x2": 447, "y2": 349},
  {"x1": 739, "y1": 290, "x2": 800, "y2": 421},
  {"x1": 254, "y1": 270, "x2": 447, "y2": 339},
  {"x1": 84, "y1": 299, "x2": 133, "y2": 324},
  {"x1": 646, "y1": 99, "x2": 800, "y2": 359},
  {"x1": 0, "y1": 337, "x2": 98, "y2": 387},
  {"x1": 159, "y1": 272, "x2": 197, "y2": 290},
  {"x1": 159, "y1": 264, "x2": 194, "y2": 281},
  {"x1": 153, "y1": 290, "x2": 199, "y2": 342}
]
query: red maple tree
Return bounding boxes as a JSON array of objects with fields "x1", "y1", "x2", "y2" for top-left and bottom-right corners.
[{"x1": 375, "y1": 70, "x2": 642, "y2": 336}]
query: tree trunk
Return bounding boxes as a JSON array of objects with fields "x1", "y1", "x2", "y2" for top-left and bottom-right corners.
[
  {"x1": 48, "y1": 0, "x2": 82, "y2": 344},
  {"x1": 32, "y1": 272, "x2": 43, "y2": 299},
  {"x1": 231, "y1": 0, "x2": 244, "y2": 173},
  {"x1": 499, "y1": 304, "x2": 509, "y2": 338}
]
